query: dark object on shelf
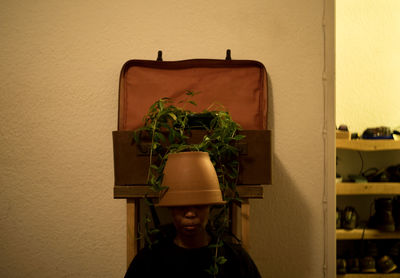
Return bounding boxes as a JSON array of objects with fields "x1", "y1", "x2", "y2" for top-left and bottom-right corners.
[
  {"x1": 389, "y1": 241, "x2": 400, "y2": 268},
  {"x1": 387, "y1": 164, "x2": 400, "y2": 182},
  {"x1": 347, "y1": 257, "x2": 361, "y2": 273},
  {"x1": 348, "y1": 174, "x2": 368, "y2": 183},
  {"x1": 360, "y1": 256, "x2": 377, "y2": 273},
  {"x1": 377, "y1": 255, "x2": 397, "y2": 273},
  {"x1": 336, "y1": 173, "x2": 343, "y2": 183},
  {"x1": 365, "y1": 241, "x2": 379, "y2": 258},
  {"x1": 336, "y1": 208, "x2": 342, "y2": 229},
  {"x1": 351, "y1": 133, "x2": 359, "y2": 139},
  {"x1": 362, "y1": 126, "x2": 394, "y2": 140},
  {"x1": 337, "y1": 258, "x2": 347, "y2": 274},
  {"x1": 369, "y1": 198, "x2": 396, "y2": 232},
  {"x1": 363, "y1": 168, "x2": 389, "y2": 182},
  {"x1": 393, "y1": 196, "x2": 400, "y2": 231},
  {"x1": 336, "y1": 125, "x2": 350, "y2": 140},
  {"x1": 363, "y1": 164, "x2": 400, "y2": 183},
  {"x1": 342, "y1": 206, "x2": 358, "y2": 230}
]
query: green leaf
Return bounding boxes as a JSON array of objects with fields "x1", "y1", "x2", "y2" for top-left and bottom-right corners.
[
  {"x1": 208, "y1": 241, "x2": 224, "y2": 248},
  {"x1": 133, "y1": 131, "x2": 140, "y2": 144},
  {"x1": 233, "y1": 134, "x2": 246, "y2": 140},
  {"x1": 168, "y1": 129, "x2": 176, "y2": 143},
  {"x1": 216, "y1": 256, "x2": 227, "y2": 265},
  {"x1": 205, "y1": 265, "x2": 218, "y2": 275},
  {"x1": 168, "y1": 113, "x2": 177, "y2": 121},
  {"x1": 157, "y1": 100, "x2": 164, "y2": 111},
  {"x1": 149, "y1": 175, "x2": 157, "y2": 186},
  {"x1": 144, "y1": 198, "x2": 154, "y2": 206},
  {"x1": 149, "y1": 228, "x2": 160, "y2": 235},
  {"x1": 154, "y1": 132, "x2": 166, "y2": 143},
  {"x1": 149, "y1": 164, "x2": 159, "y2": 170}
]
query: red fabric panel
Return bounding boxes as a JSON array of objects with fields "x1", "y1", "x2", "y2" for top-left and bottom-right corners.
[{"x1": 119, "y1": 61, "x2": 267, "y2": 130}]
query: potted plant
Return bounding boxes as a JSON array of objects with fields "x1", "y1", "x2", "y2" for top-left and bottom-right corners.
[
  {"x1": 133, "y1": 91, "x2": 245, "y2": 199},
  {"x1": 133, "y1": 91, "x2": 245, "y2": 276}
]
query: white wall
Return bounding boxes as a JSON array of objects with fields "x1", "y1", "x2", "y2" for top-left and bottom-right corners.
[
  {"x1": 336, "y1": 0, "x2": 400, "y2": 134},
  {"x1": 0, "y1": 0, "x2": 333, "y2": 277}
]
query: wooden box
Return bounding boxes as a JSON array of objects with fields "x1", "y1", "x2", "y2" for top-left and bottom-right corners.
[{"x1": 113, "y1": 129, "x2": 271, "y2": 186}]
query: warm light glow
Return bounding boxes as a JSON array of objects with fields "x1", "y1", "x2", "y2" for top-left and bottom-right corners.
[{"x1": 336, "y1": 0, "x2": 400, "y2": 133}]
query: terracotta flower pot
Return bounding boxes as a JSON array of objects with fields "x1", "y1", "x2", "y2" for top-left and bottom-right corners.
[{"x1": 157, "y1": 151, "x2": 225, "y2": 207}]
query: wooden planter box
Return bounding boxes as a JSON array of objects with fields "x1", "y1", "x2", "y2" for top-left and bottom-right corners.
[{"x1": 112, "y1": 129, "x2": 271, "y2": 186}]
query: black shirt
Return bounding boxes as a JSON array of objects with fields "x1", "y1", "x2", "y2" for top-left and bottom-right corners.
[{"x1": 124, "y1": 237, "x2": 261, "y2": 278}]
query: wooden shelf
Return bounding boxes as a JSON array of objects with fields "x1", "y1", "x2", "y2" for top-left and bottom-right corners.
[
  {"x1": 337, "y1": 229, "x2": 400, "y2": 240},
  {"x1": 337, "y1": 183, "x2": 400, "y2": 195},
  {"x1": 336, "y1": 139, "x2": 400, "y2": 151},
  {"x1": 336, "y1": 138, "x2": 400, "y2": 276},
  {"x1": 337, "y1": 274, "x2": 400, "y2": 278},
  {"x1": 114, "y1": 185, "x2": 264, "y2": 199}
]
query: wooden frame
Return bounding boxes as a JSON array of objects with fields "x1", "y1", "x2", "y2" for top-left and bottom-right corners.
[{"x1": 114, "y1": 57, "x2": 271, "y2": 268}]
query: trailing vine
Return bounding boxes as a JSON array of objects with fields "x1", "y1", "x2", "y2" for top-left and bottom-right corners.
[{"x1": 133, "y1": 91, "x2": 245, "y2": 276}]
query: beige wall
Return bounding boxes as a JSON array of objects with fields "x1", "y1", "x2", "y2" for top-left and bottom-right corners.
[
  {"x1": 0, "y1": 0, "x2": 334, "y2": 277},
  {"x1": 336, "y1": 0, "x2": 400, "y2": 134}
]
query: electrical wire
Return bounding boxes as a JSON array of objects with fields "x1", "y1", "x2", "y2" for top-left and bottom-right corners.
[
  {"x1": 358, "y1": 151, "x2": 364, "y2": 175},
  {"x1": 321, "y1": 0, "x2": 335, "y2": 277},
  {"x1": 322, "y1": 0, "x2": 329, "y2": 276}
]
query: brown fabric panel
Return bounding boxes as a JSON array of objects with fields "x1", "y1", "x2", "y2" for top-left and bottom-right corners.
[{"x1": 118, "y1": 60, "x2": 267, "y2": 130}]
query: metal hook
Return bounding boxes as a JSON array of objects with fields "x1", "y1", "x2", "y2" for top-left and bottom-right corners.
[
  {"x1": 225, "y1": 49, "x2": 232, "y2": 60},
  {"x1": 157, "y1": 50, "x2": 163, "y2": 61}
]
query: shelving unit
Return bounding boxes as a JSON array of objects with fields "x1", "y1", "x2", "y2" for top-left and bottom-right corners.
[{"x1": 336, "y1": 139, "x2": 400, "y2": 277}]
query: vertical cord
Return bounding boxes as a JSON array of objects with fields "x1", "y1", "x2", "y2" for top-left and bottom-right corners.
[
  {"x1": 358, "y1": 151, "x2": 365, "y2": 175},
  {"x1": 322, "y1": 0, "x2": 329, "y2": 276}
]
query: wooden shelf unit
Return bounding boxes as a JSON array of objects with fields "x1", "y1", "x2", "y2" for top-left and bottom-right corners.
[{"x1": 336, "y1": 139, "x2": 400, "y2": 277}]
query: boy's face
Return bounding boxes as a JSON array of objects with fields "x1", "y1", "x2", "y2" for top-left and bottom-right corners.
[{"x1": 170, "y1": 205, "x2": 210, "y2": 236}]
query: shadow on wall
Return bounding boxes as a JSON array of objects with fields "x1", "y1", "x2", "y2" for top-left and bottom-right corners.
[
  {"x1": 249, "y1": 73, "x2": 313, "y2": 277},
  {"x1": 251, "y1": 157, "x2": 312, "y2": 277}
]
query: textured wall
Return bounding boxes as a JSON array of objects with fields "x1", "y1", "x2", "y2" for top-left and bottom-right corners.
[
  {"x1": 0, "y1": 0, "x2": 330, "y2": 277},
  {"x1": 336, "y1": 0, "x2": 400, "y2": 134}
]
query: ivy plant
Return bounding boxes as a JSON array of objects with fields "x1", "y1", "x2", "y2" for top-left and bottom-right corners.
[{"x1": 133, "y1": 91, "x2": 245, "y2": 276}]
